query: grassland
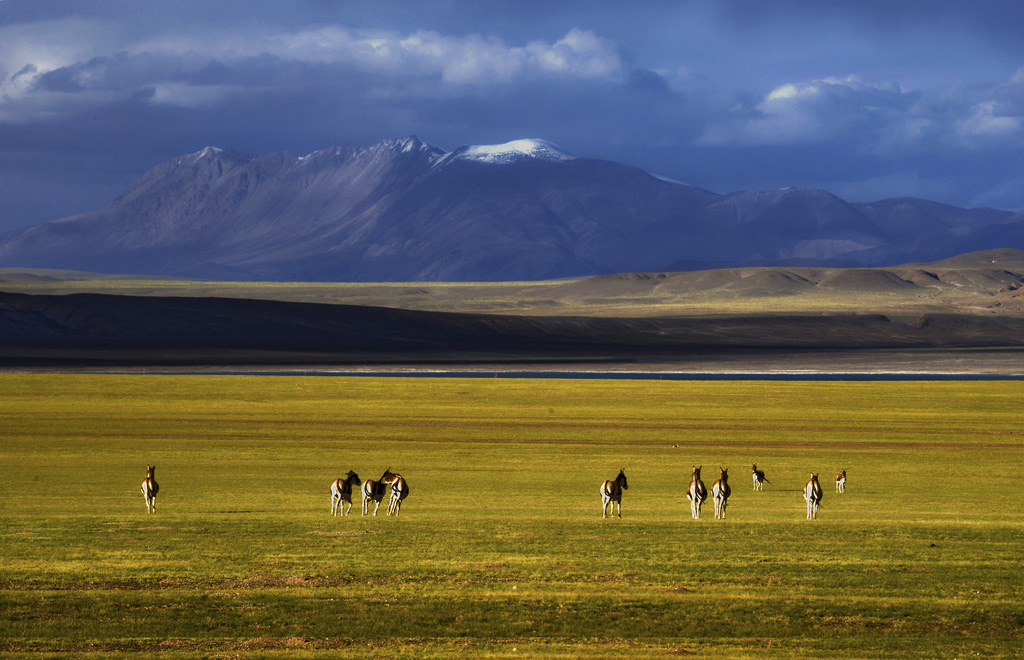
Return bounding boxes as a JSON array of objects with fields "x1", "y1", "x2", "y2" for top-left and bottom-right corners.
[{"x1": 2, "y1": 374, "x2": 1022, "y2": 658}]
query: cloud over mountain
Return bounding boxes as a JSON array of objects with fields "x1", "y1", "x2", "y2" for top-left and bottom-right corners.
[
  {"x1": 2, "y1": 1, "x2": 1023, "y2": 233},
  {"x1": 1, "y1": 137, "x2": 1022, "y2": 282}
]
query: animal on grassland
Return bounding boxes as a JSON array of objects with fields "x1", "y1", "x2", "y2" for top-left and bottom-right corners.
[
  {"x1": 362, "y1": 468, "x2": 395, "y2": 516},
  {"x1": 384, "y1": 472, "x2": 409, "y2": 516},
  {"x1": 330, "y1": 470, "x2": 362, "y2": 516},
  {"x1": 712, "y1": 468, "x2": 731, "y2": 519},
  {"x1": 804, "y1": 473, "x2": 823, "y2": 520},
  {"x1": 600, "y1": 469, "x2": 629, "y2": 518},
  {"x1": 835, "y1": 469, "x2": 847, "y2": 493},
  {"x1": 687, "y1": 465, "x2": 707, "y2": 519},
  {"x1": 141, "y1": 465, "x2": 159, "y2": 514},
  {"x1": 752, "y1": 463, "x2": 770, "y2": 491}
]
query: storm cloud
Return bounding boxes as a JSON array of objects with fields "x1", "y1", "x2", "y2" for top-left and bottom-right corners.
[{"x1": 1, "y1": 0, "x2": 1022, "y2": 231}]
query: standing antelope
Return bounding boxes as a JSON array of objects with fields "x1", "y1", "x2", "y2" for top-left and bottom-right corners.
[
  {"x1": 384, "y1": 472, "x2": 409, "y2": 516},
  {"x1": 141, "y1": 465, "x2": 159, "y2": 514},
  {"x1": 361, "y1": 468, "x2": 395, "y2": 516},
  {"x1": 835, "y1": 469, "x2": 847, "y2": 493},
  {"x1": 330, "y1": 470, "x2": 362, "y2": 516},
  {"x1": 752, "y1": 463, "x2": 769, "y2": 491},
  {"x1": 600, "y1": 469, "x2": 629, "y2": 518},
  {"x1": 686, "y1": 465, "x2": 707, "y2": 519},
  {"x1": 712, "y1": 468, "x2": 731, "y2": 519},
  {"x1": 804, "y1": 473, "x2": 823, "y2": 519}
]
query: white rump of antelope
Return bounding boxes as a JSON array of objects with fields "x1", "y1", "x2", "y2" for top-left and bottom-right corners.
[
  {"x1": 686, "y1": 465, "x2": 707, "y2": 519},
  {"x1": 141, "y1": 465, "x2": 159, "y2": 513},
  {"x1": 600, "y1": 469, "x2": 628, "y2": 518},
  {"x1": 330, "y1": 470, "x2": 361, "y2": 516},
  {"x1": 712, "y1": 468, "x2": 731, "y2": 519},
  {"x1": 804, "y1": 473, "x2": 823, "y2": 519},
  {"x1": 384, "y1": 472, "x2": 409, "y2": 516}
]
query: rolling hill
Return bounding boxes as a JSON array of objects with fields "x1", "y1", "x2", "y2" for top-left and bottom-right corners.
[{"x1": 4, "y1": 250, "x2": 1024, "y2": 369}]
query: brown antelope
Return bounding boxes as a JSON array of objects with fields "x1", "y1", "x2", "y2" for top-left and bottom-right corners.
[
  {"x1": 330, "y1": 470, "x2": 362, "y2": 516},
  {"x1": 752, "y1": 464, "x2": 769, "y2": 491},
  {"x1": 361, "y1": 468, "x2": 395, "y2": 516},
  {"x1": 141, "y1": 465, "x2": 159, "y2": 514},
  {"x1": 712, "y1": 468, "x2": 731, "y2": 519},
  {"x1": 384, "y1": 472, "x2": 409, "y2": 516},
  {"x1": 835, "y1": 469, "x2": 847, "y2": 493},
  {"x1": 686, "y1": 465, "x2": 707, "y2": 519},
  {"x1": 804, "y1": 473, "x2": 823, "y2": 519},
  {"x1": 600, "y1": 469, "x2": 629, "y2": 518}
]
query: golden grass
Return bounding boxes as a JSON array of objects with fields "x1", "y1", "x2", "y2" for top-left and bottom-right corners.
[{"x1": 2, "y1": 375, "x2": 1023, "y2": 658}]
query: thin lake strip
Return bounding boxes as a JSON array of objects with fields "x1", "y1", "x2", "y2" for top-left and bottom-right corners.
[{"x1": 9, "y1": 369, "x2": 1024, "y2": 380}]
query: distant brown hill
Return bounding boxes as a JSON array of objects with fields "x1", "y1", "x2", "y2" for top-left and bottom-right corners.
[
  {"x1": 6, "y1": 248, "x2": 1024, "y2": 316},
  {"x1": 5, "y1": 249, "x2": 1024, "y2": 368}
]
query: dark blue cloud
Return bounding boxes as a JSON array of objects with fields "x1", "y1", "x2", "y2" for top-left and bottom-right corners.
[
  {"x1": 1, "y1": 0, "x2": 1023, "y2": 233},
  {"x1": 628, "y1": 69, "x2": 670, "y2": 92}
]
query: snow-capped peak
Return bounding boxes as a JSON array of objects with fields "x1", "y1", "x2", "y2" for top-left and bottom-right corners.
[
  {"x1": 173, "y1": 146, "x2": 224, "y2": 166},
  {"x1": 449, "y1": 139, "x2": 574, "y2": 164},
  {"x1": 378, "y1": 136, "x2": 446, "y2": 156},
  {"x1": 193, "y1": 146, "x2": 223, "y2": 159}
]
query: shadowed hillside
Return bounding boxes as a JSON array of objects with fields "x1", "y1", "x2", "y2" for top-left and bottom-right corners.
[
  {"x1": 5, "y1": 250, "x2": 1024, "y2": 369},
  {"x1": 4, "y1": 289, "x2": 1024, "y2": 368}
]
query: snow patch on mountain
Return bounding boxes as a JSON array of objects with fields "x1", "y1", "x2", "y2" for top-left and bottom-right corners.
[
  {"x1": 193, "y1": 146, "x2": 223, "y2": 159},
  {"x1": 450, "y1": 139, "x2": 574, "y2": 164},
  {"x1": 173, "y1": 147, "x2": 224, "y2": 165},
  {"x1": 379, "y1": 136, "x2": 446, "y2": 156},
  {"x1": 653, "y1": 173, "x2": 692, "y2": 186}
]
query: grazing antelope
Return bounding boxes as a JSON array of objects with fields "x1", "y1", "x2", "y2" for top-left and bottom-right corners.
[
  {"x1": 835, "y1": 469, "x2": 847, "y2": 493},
  {"x1": 141, "y1": 465, "x2": 159, "y2": 514},
  {"x1": 686, "y1": 465, "x2": 708, "y2": 519},
  {"x1": 361, "y1": 468, "x2": 395, "y2": 516},
  {"x1": 384, "y1": 472, "x2": 410, "y2": 516},
  {"x1": 330, "y1": 470, "x2": 362, "y2": 516},
  {"x1": 804, "y1": 473, "x2": 823, "y2": 519},
  {"x1": 712, "y1": 468, "x2": 731, "y2": 519},
  {"x1": 752, "y1": 463, "x2": 769, "y2": 491},
  {"x1": 600, "y1": 469, "x2": 629, "y2": 518}
]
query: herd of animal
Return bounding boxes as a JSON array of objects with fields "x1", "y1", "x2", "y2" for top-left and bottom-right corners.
[
  {"x1": 602, "y1": 464, "x2": 848, "y2": 520},
  {"x1": 138, "y1": 465, "x2": 411, "y2": 517},
  {"x1": 140, "y1": 464, "x2": 848, "y2": 520},
  {"x1": 329, "y1": 468, "x2": 409, "y2": 517}
]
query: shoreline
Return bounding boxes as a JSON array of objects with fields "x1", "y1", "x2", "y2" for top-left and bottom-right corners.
[{"x1": 4, "y1": 347, "x2": 1024, "y2": 377}]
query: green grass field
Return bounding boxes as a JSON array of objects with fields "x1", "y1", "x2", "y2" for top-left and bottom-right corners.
[{"x1": 2, "y1": 375, "x2": 1022, "y2": 658}]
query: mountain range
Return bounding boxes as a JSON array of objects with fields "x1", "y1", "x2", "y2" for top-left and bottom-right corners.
[{"x1": 1, "y1": 137, "x2": 1022, "y2": 282}]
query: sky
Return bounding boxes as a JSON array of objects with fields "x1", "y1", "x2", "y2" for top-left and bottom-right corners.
[{"x1": 2, "y1": 0, "x2": 1024, "y2": 232}]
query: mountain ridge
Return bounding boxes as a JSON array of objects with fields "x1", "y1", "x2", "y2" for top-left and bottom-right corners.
[{"x1": 0, "y1": 137, "x2": 1019, "y2": 282}]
